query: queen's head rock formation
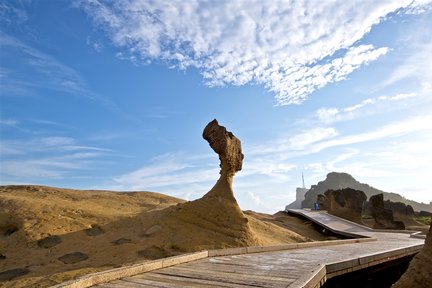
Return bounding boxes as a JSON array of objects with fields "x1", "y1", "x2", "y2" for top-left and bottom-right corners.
[
  {"x1": 202, "y1": 119, "x2": 244, "y2": 201},
  {"x1": 151, "y1": 119, "x2": 261, "y2": 252}
]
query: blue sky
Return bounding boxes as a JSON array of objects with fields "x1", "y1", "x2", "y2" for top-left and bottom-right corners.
[{"x1": 1, "y1": 0, "x2": 432, "y2": 213}]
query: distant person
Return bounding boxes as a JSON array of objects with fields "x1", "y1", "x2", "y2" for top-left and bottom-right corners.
[{"x1": 314, "y1": 202, "x2": 320, "y2": 210}]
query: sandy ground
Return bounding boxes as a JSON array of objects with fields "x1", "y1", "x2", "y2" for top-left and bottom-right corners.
[{"x1": 0, "y1": 185, "x2": 334, "y2": 288}]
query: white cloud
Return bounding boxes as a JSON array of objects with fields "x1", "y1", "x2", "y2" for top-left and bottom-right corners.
[
  {"x1": 112, "y1": 153, "x2": 219, "y2": 192},
  {"x1": 313, "y1": 115, "x2": 432, "y2": 152},
  {"x1": 315, "y1": 91, "x2": 419, "y2": 124},
  {"x1": 288, "y1": 127, "x2": 339, "y2": 150},
  {"x1": 76, "y1": 0, "x2": 431, "y2": 105},
  {"x1": 316, "y1": 108, "x2": 340, "y2": 124},
  {"x1": 389, "y1": 92, "x2": 417, "y2": 101},
  {"x1": 0, "y1": 134, "x2": 112, "y2": 182}
]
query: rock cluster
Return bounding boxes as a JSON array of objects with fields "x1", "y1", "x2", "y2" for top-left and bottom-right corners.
[
  {"x1": 317, "y1": 188, "x2": 366, "y2": 224},
  {"x1": 369, "y1": 194, "x2": 405, "y2": 230}
]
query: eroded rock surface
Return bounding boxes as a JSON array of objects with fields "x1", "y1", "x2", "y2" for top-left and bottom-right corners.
[
  {"x1": 0, "y1": 268, "x2": 29, "y2": 281},
  {"x1": 37, "y1": 235, "x2": 62, "y2": 248},
  {"x1": 392, "y1": 224, "x2": 432, "y2": 287},
  {"x1": 370, "y1": 194, "x2": 405, "y2": 230},
  {"x1": 202, "y1": 119, "x2": 244, "y2": 200},
  {"x1": 317, "y1": 188, "x2": 366, "y2": 224},
  {"x1": 84, "y1": 224, "x2": 104, "y2": 236},
  {"x1": 58, "y1": 252, "x2": 89, "y2": 264}
]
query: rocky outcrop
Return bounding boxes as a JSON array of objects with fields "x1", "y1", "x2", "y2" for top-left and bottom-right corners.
[
  {"x1": 392, "y1": 224, "x2": 432, "y2": 287},
  {"x1": 301, "y1": 172, "x2": 432, "y2": 213},
  {"x1": 384, "y1": 200, "x2": 418, "y2": 227},
  {"x1": 385, "y1": 201, "x2": 414, "y2": 217},
  {"x1": 370, "y1": 194, "x2": 405, "y2": 230},
  {"x1": 316, "y1": 188, "x2": 366, "y2": 224}
]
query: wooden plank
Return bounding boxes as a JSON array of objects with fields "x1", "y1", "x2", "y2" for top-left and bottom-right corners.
[
  {"x1": 122, "y1": 277, "x2": 186, "y2": 288},
  {"x1": 150, "y1": 266, "x2": 294, "y2": 287},
  {"x1": 133, "y1": 273, "x2": 253, "y2": 288},
  {"x1": 95, "y1": 279, "x2": 148, "y2": 287},
  {"x1": 178, "y1": 261, "x2": 303, "y2": 274},
  {"x1": 177, "y1": 264, "x2": 307, "y2": 279}
]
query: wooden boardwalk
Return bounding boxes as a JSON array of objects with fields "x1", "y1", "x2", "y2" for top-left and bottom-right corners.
[{"x1": 93, "y1": 210, "x2": 424, "y2": 288}]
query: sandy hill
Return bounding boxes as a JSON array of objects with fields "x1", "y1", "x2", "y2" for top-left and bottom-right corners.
[{"x1": 302, "y1": 172, "x2": 432, "y2": 213}]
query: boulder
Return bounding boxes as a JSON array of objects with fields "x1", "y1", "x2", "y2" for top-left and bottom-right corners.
[
  {"x1": 369, "y1": 194, "x2": 405, "y2": 230},
  {"x1": 317, "y1": 188, "x2": 366, "y2": 224}
]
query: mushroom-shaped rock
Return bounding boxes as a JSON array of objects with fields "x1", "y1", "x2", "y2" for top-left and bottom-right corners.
[
  {"x1": 152, "y1": 119, "x2": 260, "y2": 252},
  {"x1": 202, "y1": 119, "x2": 244, "y2": 201}
]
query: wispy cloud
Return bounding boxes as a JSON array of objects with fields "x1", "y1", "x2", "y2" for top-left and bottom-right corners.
[
  {"x1": 0, "y1": 31, "x2": 118, "y2": 111},
  {"x1": 0, "y1": 118, "x2": 19, "y2": 126},
  {"x1": 0, "y1": 133, "x2": 113, "y2": 181},
  {"x1": 0, "y1": 1, "x2": 28, "y2": 26},
  {"x1": 75, "y1": 0, "x2": 432, "y2": 105},
  {"x1": 316, "y1": 92, "x2": 418, "y2": 124},
  {"x1": 111, "y1": 153, "x2": 219, "y2": 198},
  {"x1": 312, "y1": 115, "x2": 432, "y2": 152}
]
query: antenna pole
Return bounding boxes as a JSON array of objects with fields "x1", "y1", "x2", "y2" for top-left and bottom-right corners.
[{"x1": 302, "y1": 172, "x2": 305, "y2": 189}]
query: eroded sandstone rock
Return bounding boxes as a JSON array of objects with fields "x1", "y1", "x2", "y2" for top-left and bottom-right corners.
[
  {"x1": 370, "y1": 194, "x2": 405, "y2": 230},
  {"x1": 58, "y1": 252, "x2": 89, "y2": 264},
  {"x1": 151, "y1": 119, "x2": 260, "y2": 252},
  {"x1": 0, "y1": 268, "x2": 29, "y2": 281},
  {"x1": 37, "y1": 235, "x2": 62, "y2": 249},
  {"x1": 317, "y1": 188, "x2": 366, "y2": 224},
  {"x1": 203, "y1": 119, "x2": 244, "y2": 178},
  {"x1": 392, "y1": 224, "x2": 432, "y2": 287}
]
